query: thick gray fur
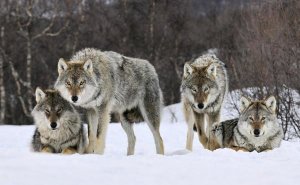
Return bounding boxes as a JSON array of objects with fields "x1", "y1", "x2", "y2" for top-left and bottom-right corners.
[
  {"x1": 31, "y1": 89, "x2": 86, "y2": 154},
  {"x1": 55, "y1": 48, "x2": 164, "y2": 155}
]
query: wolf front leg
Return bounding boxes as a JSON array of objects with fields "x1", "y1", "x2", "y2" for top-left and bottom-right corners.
[
  {"x1": 94, "y1": 103, "x2": 112, "y2": 155},
  {"x1": 86, "y1": 108, "x2": 98, "y2": 153},
  {"x1": 183, "y1": 102, "x2": 195, "y2": 151},
  {"x1": 207, "y1": 111, "x2": 222, "y2": 150},
  {"x1": 194, "y1": 113, "x2": 209, "y2": 149}
]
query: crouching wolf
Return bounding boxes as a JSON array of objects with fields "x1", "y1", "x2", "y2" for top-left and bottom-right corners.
[
  {"x1": 31, "y1": 88, "x2": 86, "y2": 154},
  {"x1": 55, "y1": 48, "x2": 164, "y2": 155},
  {"x1": 212, "y1": 96, "x2": 283, "y2": 152},
  {"x1": 181, "y1": 54, "x2": 228, "y2": 151}
]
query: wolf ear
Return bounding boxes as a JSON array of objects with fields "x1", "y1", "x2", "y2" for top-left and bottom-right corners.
[
  {"x1": 183, "y1": 63, "x2": 194, "y2": 77},
  {"x1": 58, "y1": 58, "x2": 68, "y2": 75},
  {"x1": 83, "y1": 59, "x2": 93, "y2": 73},
  {"x1": 206, "y1": 63, "x2": 217, "y2": 77},
  {"x1": 265, "y1": 96, "x2": 276, "y2": 112},
  {"x1": 35, "y1": 87, "x2": 46, "y2": 103},
  {"x1": 239, "y1": 96, "x2": 251, "y2": 112}
]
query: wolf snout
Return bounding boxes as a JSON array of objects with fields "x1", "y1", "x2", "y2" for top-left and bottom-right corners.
[
  {"x1": 50, "y1": 122, "x2": 57, "y2": 129},
  {"x1": 71, "y1": 96, "x2": 78, "y2": 103},
  {"x1": 197, "y1": 103, "x2": 204, "y2": 109},
  {"x1": 254, "y1": 129, "x2": 260, "y2": 137}
]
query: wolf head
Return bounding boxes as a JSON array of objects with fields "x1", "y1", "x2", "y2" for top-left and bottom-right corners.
[
  {"x1": 238, "y1": 96, "x2": 278, "y2": 138},
  {"x1": 181, "y1": 62, "x2": 219, "y2": 112},
  {"x1": 32, "y1": 88, "x2": 75, "y2": 130},
  {"x1": 54, "y1": 58, "x2": 97, "y2": 105}
]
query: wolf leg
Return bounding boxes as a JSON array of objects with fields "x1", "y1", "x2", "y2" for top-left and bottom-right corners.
[
  {"x1": 139, "y1": 101, "x2": 164, "y2": 155},
  {"x1": 206, "y1": 111, "x2": 221, "y2": 150},
  {"x1": 120, "y1": 115, "x2": 136, "y2": 155},
  {"x1": 86, "y1": 108, "x2": 98, "y2": 153},
  {"x1": 62, "y1": 147, "x2": 77, "y2": 155},
  {"x1": 184, "y1": 102, "x2": 194, "y2": 151},
  {"x1": 94, "y1": 103, "x2": 111, "y2": 155},
  {"x1": 186, "y1": 125, "x2": 194, "y2": 151},
  {"x1": 78, "y1": 126, "x2": 87, "y2": 154},
  {"x1": 194, "y1": 113, "x2": 208, "y2": 149}
]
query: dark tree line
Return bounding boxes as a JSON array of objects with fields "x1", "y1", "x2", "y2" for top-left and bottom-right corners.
[{"x1": 0, "y1": 0, "x2": 299, "y2": 139}]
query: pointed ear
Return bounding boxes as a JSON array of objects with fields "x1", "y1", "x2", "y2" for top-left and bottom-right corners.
[
  {"x1": 35, "y1": 87, "x2": 46, "y2": 103},
  {"x1": 58, "y1": 58, "x2": 68, "y2": 75},
  {"x1": 206, "y1": 63, "x2": 217, "y2": 77},
  {"x1": 265, "y1": 96, "x2": 276, "y2": 112},
  {"x1": 239, "y1": 96, "x2": 251, "y2": 112},
  {"x1": 83, "y1": 59, "x2": 93, "y2": 73},
  {"x1": 183, "y1": 63, "x2": 194, "y2": 77}
]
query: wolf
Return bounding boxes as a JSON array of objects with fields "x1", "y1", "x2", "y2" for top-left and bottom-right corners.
[
  {"x1": 54, "y1": 48, "x2": 164, "y2": 155},
  {"x1": 181, "y1": 54, "x2": 228, "y2": 151},
  {"x1": 212, "y1": 96, "x2": 284, "y2": 152},
  {"x1": 31, "y1": 88, "x2": 86, "y2": 154}
]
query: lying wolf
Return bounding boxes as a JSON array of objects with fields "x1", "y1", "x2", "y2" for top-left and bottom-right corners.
[
  {"x1": 212, "y1": 96, "x2": 283, "y2": 152},
  {"x1": 31, "y1": 88, "x2": 86, "y2": 154}
]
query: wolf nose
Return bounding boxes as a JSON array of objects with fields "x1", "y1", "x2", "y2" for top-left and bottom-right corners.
[
  {"x1": 254, "y1": 129, "x2": 260, "y2": 137},
  {"x1": 50, "y1": 122, "x2": 57, "y2": 129},
  {"x1": 198, "y1": 103, "x2": 204, "y2": 109},
  {"x1": 71, "y1": 96, "x2": 78, "y2": 102}
]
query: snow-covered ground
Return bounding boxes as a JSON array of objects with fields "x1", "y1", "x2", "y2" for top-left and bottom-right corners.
[{"x1": 1, "y1": 103, "x2": 300, "y2": 185}]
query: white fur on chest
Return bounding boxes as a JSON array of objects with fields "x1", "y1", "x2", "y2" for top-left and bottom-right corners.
[{"x1": 80, "y1": 94, "x2": 104, "y2": 108}]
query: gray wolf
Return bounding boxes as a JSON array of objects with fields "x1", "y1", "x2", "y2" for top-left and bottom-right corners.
[
  {"x1": 181, "y1": 54, "x2": 228, "y2": 151},
  {"x1": 212, "y1": 96, "x2": 283, "y2": 152},
  {"x1": 54, "y1": 48, "x2": 164, "y2": 155},
  {"x1": 31, "y1": 88, "x2": 86, "y2": 154}
]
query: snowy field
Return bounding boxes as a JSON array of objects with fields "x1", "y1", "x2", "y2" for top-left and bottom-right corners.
[{"x1": 1, "y1": 103, "x2": 300, "y2": 185}]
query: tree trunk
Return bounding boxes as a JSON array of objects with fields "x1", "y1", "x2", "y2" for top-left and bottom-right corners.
[
  {"x1": 0, "y1": 26, "x2": 5, "y2": 124},
  {"x1": 149, "y1": 0, "x2": 155, "y2": 61},
  {"x1": 26, "y1": 39, "x2": 33, "y2": 111}
]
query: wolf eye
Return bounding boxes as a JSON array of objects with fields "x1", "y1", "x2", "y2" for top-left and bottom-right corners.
[
  {"x1": 261, "y1": 117, "x2": 266, "y2": 121},
  {"x1": 57, "y1": 108, "x2": 62, "y2": 113},
  {"x1": 191, "y1": 87, "x2": 197, "y2": 93},
  {"x1": 248, "y1": 117, "x2": 254, "y2": 121},
  {"x1": 66, "y1": 81, "x2": 71, "y2": 87},
  {"x1": 204, "y1": 86, "x2": 209, "y2": 93},
  {"x1": 45, "y1": 109, "x2": 50, "y2": 115},
  {"x1": 79, "y1": 81, "x2": 85, "y2": 86}
]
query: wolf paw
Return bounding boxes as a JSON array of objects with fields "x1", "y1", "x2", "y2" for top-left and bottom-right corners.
[
  {"x1": 41, "y1": 146, "x2": 54, "y2": 153},
  {"x1": 62, "y1": 148, "x2": 77, "y2": 155},
  {"x1": 85, "y1": 144, "x2": 95, "y2": 154}
]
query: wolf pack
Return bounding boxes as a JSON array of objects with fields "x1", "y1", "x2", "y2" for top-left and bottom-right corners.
[{"x1": 31, "y1": 48, "x2": 283, "y2": 155}]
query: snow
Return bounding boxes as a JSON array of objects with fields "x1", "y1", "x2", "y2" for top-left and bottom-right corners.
[{"x1": 1, "y1": 103, "x2": 300, "y2": 185}]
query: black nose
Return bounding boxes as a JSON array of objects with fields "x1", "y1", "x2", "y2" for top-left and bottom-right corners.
[
  {"x1": 50, "y1": 122, "x2": 57, "y2": 129},
  {"x1": 198, "y1": 103, "x2": 204, "y2": 109},
  {"x1": 254, "y1": 129, "x2": 260, "y2": 137},
  {"x1": 71, "y1": 96, "x2": 78, "y2": 102}
]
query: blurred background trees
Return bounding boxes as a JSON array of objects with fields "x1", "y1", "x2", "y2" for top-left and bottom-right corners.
[{"x1": 0, "y1": 0, "x2": 299, "y2": 138}]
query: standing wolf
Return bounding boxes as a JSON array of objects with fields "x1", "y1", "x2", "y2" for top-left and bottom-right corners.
[
  {"x1": 181, "y1": 54, "x2": 228, "y2": 151},
  {"x1": 55, "y1": 48, "x2": 164, "y2": 155},
  {"x1": 212, "y1": 96, "x2": 283, "y2": 152},
  {"x1": 31, "y1": 88, "x2": 86, "y2": 154}
]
